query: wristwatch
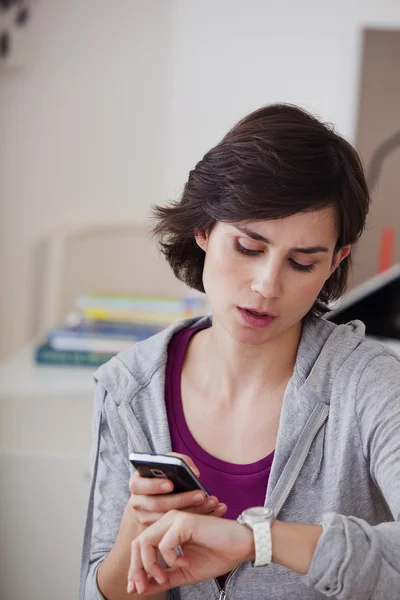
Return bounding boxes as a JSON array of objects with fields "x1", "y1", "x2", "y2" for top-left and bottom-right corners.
[{"x1": 237, "y1": 506, "x2": 274, "y2": 567}]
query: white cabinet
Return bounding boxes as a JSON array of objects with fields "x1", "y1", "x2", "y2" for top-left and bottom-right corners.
[{"x1": 0, "y1": 345, "x2": 95, "y2": 600}]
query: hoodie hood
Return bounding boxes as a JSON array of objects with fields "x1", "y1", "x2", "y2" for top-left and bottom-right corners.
[{"x1": 294, "y1": 317, "x2": 366, "y2": 406}]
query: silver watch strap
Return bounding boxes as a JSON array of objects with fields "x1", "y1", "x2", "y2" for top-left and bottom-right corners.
[{"x1": 252, "y1": 521, "x2": 272, "y2": 567}]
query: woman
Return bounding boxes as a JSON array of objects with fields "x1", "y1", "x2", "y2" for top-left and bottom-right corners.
[{"x1": 80, "y1": 104, "x2": 400, "y2": 600}]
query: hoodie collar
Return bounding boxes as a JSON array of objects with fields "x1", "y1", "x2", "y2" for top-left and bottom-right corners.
[{"x1": 96, "y1": 315, "x2": 366, "y2": 410}]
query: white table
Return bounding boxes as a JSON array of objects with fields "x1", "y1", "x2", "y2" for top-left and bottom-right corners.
[{"x1": 0, "y1": 343, "x2": 96, "y2": 600}]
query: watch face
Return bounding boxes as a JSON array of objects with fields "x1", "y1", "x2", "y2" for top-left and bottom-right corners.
[{"x1": 243, "y1": 506, "x2": 274, "y2": 521}]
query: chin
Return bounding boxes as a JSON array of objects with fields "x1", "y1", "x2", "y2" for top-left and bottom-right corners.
[{"x1": 231, "y1": 324, "x2": 277, "y2": 346}]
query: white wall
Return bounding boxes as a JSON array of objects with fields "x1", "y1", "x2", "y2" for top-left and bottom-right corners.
[
  {"x1": 1, "y1": 0, "x2": 400, "y2": 359},
  {"x1": 164, "y1": 0, "x2": 400, "y2": 195},
  {"x1": 0, "y1": 0, "x2": 173, "y2": 359}
]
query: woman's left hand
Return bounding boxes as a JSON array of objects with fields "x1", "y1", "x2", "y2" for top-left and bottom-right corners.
[{"x1": 127, "y1": 510, "x2": 255, "y2": 596}]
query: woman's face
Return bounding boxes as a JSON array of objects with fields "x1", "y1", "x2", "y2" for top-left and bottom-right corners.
[{"x1": 195, "y1": 207, "x2": 350, "y2": 346}]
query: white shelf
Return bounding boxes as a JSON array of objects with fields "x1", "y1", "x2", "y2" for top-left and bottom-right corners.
[
  {"x1": 0, "y1": 342, "x2": 96, "y2": 397},
  {"x1": 0, "y1": 342, "x2": 96, "y2": 600}
]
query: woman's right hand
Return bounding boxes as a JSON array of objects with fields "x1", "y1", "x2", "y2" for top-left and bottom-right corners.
[{"x1": 128, "y1": 453, "x2": 227, "y2": 527}]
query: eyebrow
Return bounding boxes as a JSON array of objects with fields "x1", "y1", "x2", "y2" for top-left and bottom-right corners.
[{"x1": 235, "y1": 225, "x2": 330, "y2": 254}]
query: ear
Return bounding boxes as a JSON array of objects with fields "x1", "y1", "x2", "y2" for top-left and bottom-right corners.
[
  {"x1": 194, "y1": 229, "x2": 208, "y2": 252},
  {"x1": 330, "y1": 245, "x2": 351, "y2": 275}
]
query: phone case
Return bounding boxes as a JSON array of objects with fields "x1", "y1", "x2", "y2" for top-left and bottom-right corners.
[{"x1": 129, "y1": 453, "x2": 210, "y2": 495}]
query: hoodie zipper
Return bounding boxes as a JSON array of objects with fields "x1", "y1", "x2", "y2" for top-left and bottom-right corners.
[
  {"x1": 213, "y1": 404, "x2": 329, "y2": 598},
  {"x1": 215, "y1": 574, "x2": 231, "y2": 599},
  {"x1": 273, "y1": 404, "x2": 329, "y2": 518}
]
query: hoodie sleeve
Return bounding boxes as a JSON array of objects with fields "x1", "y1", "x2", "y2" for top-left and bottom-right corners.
[
  {"x1": 304, "y1": 350, "x2": 400, "y2": 599},
  {"x1": 79, "y1": 380, "x2": 132, "y2": 600}
]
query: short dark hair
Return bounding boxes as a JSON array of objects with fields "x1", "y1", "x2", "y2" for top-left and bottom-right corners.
[{"x1": 152, "y1": 103, "x2": 370, "y2": 317}]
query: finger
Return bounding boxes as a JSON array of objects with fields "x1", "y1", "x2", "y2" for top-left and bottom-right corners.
[
  {"x1": 141, "y1": 567, "x2": 189, "y2": 595},
  {"x1": 129, "y1": 512, "x2": 189, "y2": 594},
  {"x1": 137, "y1": 502, "x2": 226, "y2": 527},
  {"x1": 130, "y1": 472, "x2": 174, "y2": 495},
  {"x1": 133, "y1": 489, "x2": 209, "y2": 514},
  {"x1": 128, "y1": 539, "x2": 150, "y2": 596},
  {"x1": 211, "y1": 503, "x2": 228, "y2": 517},
  {"x1": 135, "y1": 511, "x2": 164, "y2": 527},
  {"x1": 133, "y1": 576, "x2": 173, "y2": 597},
  {"x1": 138, "y1": 511, "x2": 192, "y2": 571},
  {"x1": 127, "y1": 579, "x2": 136, "y2": 595},
  {"x1": 141, "y1": 537, "x2": 168, "y2": 587},
  {"x1": 157, "y1": 515, "x2": 192, "y2": 569},
  {"x1": 167, "y1": 452, "x2": 200, "y2": 477},
  {"x1": 185, "y1": 496, "x2": 220, "y2": 514}
]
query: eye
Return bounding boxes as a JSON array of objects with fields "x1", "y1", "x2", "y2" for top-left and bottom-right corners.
[
  {"x1": 235, "y1": 240, "x2": 263, "y2": 256},
  {"x1": 289, "y1": 259, "x2": 315, "y2": 273}
]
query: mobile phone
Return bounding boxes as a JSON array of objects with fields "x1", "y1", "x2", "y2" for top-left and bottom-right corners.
[{"x1": 129, "y1": 452, "x2": 210, "y2": 495}]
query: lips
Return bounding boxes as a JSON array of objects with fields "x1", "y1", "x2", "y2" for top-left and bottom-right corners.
[
  {"x1": 242, "y1": 307, "x2": 277, "y2": 318},
  {"x1": 238, "y1": 307, "x2": 277, "y2": 328}
]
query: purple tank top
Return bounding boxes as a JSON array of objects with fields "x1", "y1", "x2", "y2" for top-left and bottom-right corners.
[{"x1": 165, "y1": 326, "x2": 275, "y2": 586}]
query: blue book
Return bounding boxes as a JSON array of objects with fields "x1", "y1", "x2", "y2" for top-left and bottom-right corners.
[
  {"x1": 34, "y1": 343, "x2": 114, "y2": 367},
  {"x1": 45, "y1": 321, "x2": 162, "y2": 353},
  {"x1": 48, "y1": 320, "x2": 162, "y2": 339}
]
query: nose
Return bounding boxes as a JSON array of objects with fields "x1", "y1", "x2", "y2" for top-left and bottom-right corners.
[{"x1": 250, "y1": 262, "x2": 282, "y2": 299}]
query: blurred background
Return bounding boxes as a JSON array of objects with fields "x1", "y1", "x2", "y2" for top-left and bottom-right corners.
[{"x1": 1, "y1": 1, "x2": 400, "y2": 599}]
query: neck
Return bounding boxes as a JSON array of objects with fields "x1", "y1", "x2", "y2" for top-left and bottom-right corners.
[{"x1": 187, "y1": 319, "x2": 301, "y2": 408}]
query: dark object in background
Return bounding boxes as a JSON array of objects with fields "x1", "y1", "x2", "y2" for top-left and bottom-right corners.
[
  {"x1": 0, "y1": 0, "x2": 31, "y2": 60},
  {"x1": 15, "y1": 6, "x2": 29, "y2": 26},
  {"x1": 0, "y1": 30, "x2": 10, "y2": 58},
  {"x1": 0, "y1": 0, "x2": 22, "y2": 12},
  {"x1": 326, "y1": 265, "x2": 400, "y2": 340},
  {"x1": 0, "y1": 0, "x2": 16, "y2": 10}
]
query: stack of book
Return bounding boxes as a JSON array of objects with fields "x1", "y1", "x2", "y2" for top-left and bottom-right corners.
[{"x1": 34, "y1": 294, "x2": 205, "y2": 367}]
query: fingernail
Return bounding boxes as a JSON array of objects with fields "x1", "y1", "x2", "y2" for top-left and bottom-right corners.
[
  {"x1": 136, "y1": 583, "x2": 142, "y2": 595},
  {"x1": 206, "y1": 497, "x2": 217, "y2": 507},
  {"x1": 160, "y1": 482, "x2": 172, "y2": 492},
  {"x1": 155, "y1": 575, "x2": 165, "y2": 584},
  {"x1": 127, "y1": 580, "x2": 134, "y2": 594},
  {"x1": 193, "y1": 492, "x2": 204, "y2": 503}
]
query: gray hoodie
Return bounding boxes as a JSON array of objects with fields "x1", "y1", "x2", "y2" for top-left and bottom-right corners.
[{"x1": 80, "y1": 316, "x2": 400, "y2": 600}]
